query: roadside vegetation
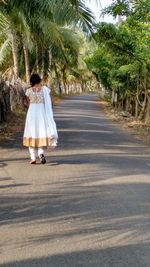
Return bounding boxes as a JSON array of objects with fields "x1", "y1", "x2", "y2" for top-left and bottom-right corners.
[{"x1": 86, "y1": 0, "x2": 150, "y2": 125}]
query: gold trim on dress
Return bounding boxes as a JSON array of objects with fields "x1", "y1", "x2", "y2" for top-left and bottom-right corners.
[{"x1": 23, "y1": 137, "x2": 54, "y2": 147}]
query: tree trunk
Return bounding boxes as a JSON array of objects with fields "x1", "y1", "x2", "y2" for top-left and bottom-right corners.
[
  {"x1": 126, "y1": 97, "x2": 130, "y2": 112},
  {"x1": 61, "y1": 66, "x2": 67, "y2": 94},
  {"x1": 145, "y1": 91, "x2": 150, "y2": 125},
  {"x1": 112, "y1": 90, "x2": 118, "y2": 108},
  {"x1": 41, "y1": 50, "x2": 45, "y2": 80},
  {"x1": 138, "y1": 92, "x2": 147, "y2": 120},
  {"x1": 135, "y1": 76, "x2": 139, "y2": 118},
  {"x1": 10, "y1": 28, "x2": 19, "y2": 79},
  {"x1": 54, "y1": 63, "x2": 62, "y2": 95},
  {"x1": 47, "y1": 48, "x2": 52, "y2": 87},
  {"x1": 0, "y1": 80, "x2": 11, "y2": 122},
  {"x1": 139, "y1": 67, "x2": 148, "y2": 120},
  {"x1": 23, "y1": 43, "x2": 30, "y2": 83},
  {"x1": 35, "y1": 44, "x2": 40, "y2": 73}
]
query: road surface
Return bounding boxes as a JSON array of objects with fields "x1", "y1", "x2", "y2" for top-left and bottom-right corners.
[{"x1": 0, "y1": 94, "x2": 150, "y2": 266}]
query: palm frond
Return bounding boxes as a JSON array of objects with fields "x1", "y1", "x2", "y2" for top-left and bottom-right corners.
[
  {"x1": 0, "y1": 11, "x2": 10, "y2": 37},
  {"x1": 0, "y1": 37, "x2": 11, "y2": 64},
  {"x1": 61, "y1": 28, "x2": 80, "y2": 51}
]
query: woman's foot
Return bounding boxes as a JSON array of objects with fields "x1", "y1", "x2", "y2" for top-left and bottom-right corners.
[
  {"x1": 39, "y1": 154, "x2": 46, "y2": 164},
  {"x1": 30, "y1": 160, "x2": 36, "y2": 164}
]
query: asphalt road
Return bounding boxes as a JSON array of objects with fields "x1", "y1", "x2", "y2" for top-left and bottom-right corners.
[{"x1": 0, "y1": 94, "x2": 150, "y2": 267}]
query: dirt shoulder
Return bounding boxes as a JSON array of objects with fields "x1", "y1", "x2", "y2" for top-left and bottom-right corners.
[{"x1": 99, "y1": 99, "x2": 150, "y2": 145}]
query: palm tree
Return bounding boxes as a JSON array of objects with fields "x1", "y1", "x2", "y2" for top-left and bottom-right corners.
[
  {"x1": 0, "y1": 9, "x2": 20, "y2": 78},
  {"x1": 0, "y1": 0, "x2": 98, "y2": 83},
  {"x1": 1, "y1": 6, "x2": 27, "y2": 80}
]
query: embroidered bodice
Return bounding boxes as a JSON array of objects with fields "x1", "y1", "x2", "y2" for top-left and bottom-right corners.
[{"x1": 26, "y1": 88, "x2": 44, "y2": 104}]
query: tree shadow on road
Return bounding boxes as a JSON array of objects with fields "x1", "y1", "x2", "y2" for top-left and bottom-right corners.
[
  {"x1": 1, "y1": 178, "x2": 150, "y2": 266},
  {"x1": 1, "y1": 242, "x2": 150, "y2": 267},
  {"x1": 1, "y1": 95, "x2": 150, "y2": 266}
]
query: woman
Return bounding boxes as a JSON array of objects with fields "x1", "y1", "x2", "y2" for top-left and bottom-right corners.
[{"x1": 23, "y1": 74, "x2": 58, "y2": 164}]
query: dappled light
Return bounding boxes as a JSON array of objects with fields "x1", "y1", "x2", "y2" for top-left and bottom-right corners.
[{"x1": 1, "y1": 94, "x2": 150, "y2": 266}]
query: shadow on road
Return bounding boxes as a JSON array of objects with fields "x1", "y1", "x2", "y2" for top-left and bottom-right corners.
[
  {"x1": 0, "y1": 242, "x2": 150, "y2": 266},
  {"x1": 0, "y1": 95, "x2": 150, "y2": 266}
]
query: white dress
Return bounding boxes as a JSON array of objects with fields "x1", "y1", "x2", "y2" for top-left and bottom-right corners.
[{"x1": 23, "y1": 86, "x2": 58, "y2": 148}]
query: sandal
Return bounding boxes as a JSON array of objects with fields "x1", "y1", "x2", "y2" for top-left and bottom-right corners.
[{"x1": 39, "y1": 154, "x2": 46, "y2": 164}]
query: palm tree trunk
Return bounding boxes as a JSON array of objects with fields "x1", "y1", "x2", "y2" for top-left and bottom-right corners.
[
  {"x1": 10, "y1": 28, "x2": 19, "y2": 79},
  {"x1": 54, "y1": 62, "x2": 62, "y2": 95},
  {"x1": 145, "y1": 91, "x2": 150, "y2": 125},
  {"x1": 35, "y1": 44, "x2": 40, "y2": 73},
  {"x1": 0, "y1": 80, "x2": 11, "y2": 122},
  {"x1": 23, "y1": 43, "x2": 30, "y2": 83},
  {"x1": 135, "y1": 75, "x2": 139, "y2": 118},
  {"x1": 61, "y1": 65, "x2": 67, "y2": 94},
  {"x1": 48, "y1": 48, "x2": 52, "y2": 87},
  {"x1": 41, "y1": 62, "x2": 44, "y2": 79}
]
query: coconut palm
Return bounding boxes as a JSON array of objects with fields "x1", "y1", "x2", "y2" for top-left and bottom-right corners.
[
  {"x1": 0, "y1": 8, "x2": 20, "y2": 78},
  {"x1": 0, "y1": 0, "x2": 98, "y2": 82}
]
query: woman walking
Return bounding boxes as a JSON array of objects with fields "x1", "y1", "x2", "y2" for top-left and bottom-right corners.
[{"x1": 23, "y1": 74, "x2": 58, "y2": 164}]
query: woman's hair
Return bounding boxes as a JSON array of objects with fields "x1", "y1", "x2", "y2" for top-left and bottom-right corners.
[{"x1": 30, "y1": 74, "x2": 41, "y2": 87}]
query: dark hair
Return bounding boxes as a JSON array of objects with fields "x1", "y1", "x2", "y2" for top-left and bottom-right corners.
[{"x1": 30, "y1": 74, "x2": 41, "y2": 87}]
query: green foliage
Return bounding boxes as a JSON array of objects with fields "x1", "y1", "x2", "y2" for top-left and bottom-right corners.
[
  {"x1": 101, "y1": 0, "x2": 131, "y2": 17},
  {"x1": 86, "y1": 0, "x2": 150, "y2": 116},
  {"x1": 0, "y1": 0, "x2": 97, "y2": 83},
  {"x1": 86, "y1": 47, "x2": 113, "y2": 89}
]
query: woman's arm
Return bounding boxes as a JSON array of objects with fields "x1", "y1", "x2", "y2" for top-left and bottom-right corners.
[{"x1": 25, "y1": 96, "x2": 30, "y2": 108}]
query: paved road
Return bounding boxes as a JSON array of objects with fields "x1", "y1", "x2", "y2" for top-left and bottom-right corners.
[{"x1": 0, "y1": 94, "x2": 150, "y2": 267}]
